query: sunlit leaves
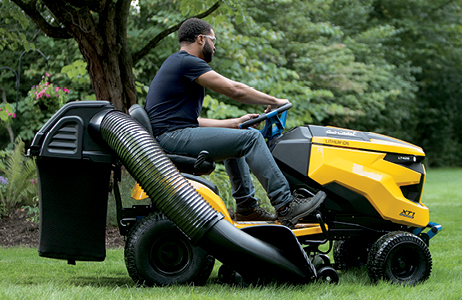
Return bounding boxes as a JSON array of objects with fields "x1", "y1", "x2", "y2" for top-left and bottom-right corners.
[
  {"x1": 0, "y1": 0, "x2": 34, "y2": 51},
  {"x1": 61, "y1": 60, "x2": 90, "y2": 85}
]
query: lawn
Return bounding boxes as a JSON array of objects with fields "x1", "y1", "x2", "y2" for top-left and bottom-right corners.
[{"x1": 1, "y1": 168, "x2": 461, "y2": 300}]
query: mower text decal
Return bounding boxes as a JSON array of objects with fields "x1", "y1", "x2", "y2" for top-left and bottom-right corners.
[
  {"x1": 399, "y1": 209, "x2": 415, "y2": 219},
  {"x1": 325, "y1": 139, "x2": 350, "y2": 146},
  {"x1": 326, "y1": 129, "x2": 357, "y2": 137}
]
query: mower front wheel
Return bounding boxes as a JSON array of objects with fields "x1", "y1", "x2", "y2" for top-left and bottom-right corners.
[
  {"x1": 367, "y1": 231, "x2": 432, "y2": 285},
  {"x1": 124, "y1": 212, "x2": 215, "y2": 286}
]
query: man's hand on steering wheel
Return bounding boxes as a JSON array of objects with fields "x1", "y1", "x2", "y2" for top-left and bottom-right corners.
[
  {"x1": 237, "y1": 113, "x2": 260, "y2": 129},
  {"x1": 239, "y1": 102, "x2": 293, "y2": 130},
  {"x1": 266, "y1": 99, "x2": 290, "y2": 112}
]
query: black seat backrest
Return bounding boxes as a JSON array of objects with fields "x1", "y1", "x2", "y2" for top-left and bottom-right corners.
[{"x1": 128, "y1": 104, "x2": 154, "y2": 136}]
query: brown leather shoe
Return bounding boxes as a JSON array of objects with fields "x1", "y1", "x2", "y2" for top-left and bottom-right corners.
[{"x1": 235, "y1": 206, "x2": 277, "y2": 221}]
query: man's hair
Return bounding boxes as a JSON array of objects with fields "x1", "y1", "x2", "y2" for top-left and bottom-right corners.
[{"x1": 178, "y1": 18, "x2": 212, "y2": 44}]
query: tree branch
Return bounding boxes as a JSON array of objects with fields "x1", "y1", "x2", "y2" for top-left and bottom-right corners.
[
  {"x1": 115, "y1": 0, "x2": 132, "y2": 44},
  {"x1": 11, "y1": 0, "x2": 71, "y2": 39},
  {"x1": 62, "y1": 0, "x2": 107, "y2": 12},
  {"x1": 132, "y1": 1, "x2": 221, "y2": 63}
]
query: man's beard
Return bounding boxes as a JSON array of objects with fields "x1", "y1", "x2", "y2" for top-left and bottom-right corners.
[{"x1": 202, "y1": 41, "x2": 214, "y2": 63}]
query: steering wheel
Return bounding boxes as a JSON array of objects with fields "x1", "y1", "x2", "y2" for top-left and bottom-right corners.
[{"x1": 239, "y1": 102, "x2": 292, "y2": 141}]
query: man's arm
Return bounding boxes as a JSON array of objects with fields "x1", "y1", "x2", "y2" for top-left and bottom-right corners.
[
  {"x1": 198, "y1": 113, "x2": 259, "y2": 128},
  {"x1": 195, "y1": 70, "x2": 289, "y2": 110}
]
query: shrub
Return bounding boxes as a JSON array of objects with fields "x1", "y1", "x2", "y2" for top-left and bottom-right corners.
[
  {"x1": 0, "y1": 102, "x2": 16, "y2": 145},
  {"x1": 28, "y1": 73, "x2": 69, "y2": 112},
  {"x1": 0, "y1": 139, "x2": 38, "y2": 216},
  {"x1": 16, "y1": 73, "x2": 69, "y2": 142}
]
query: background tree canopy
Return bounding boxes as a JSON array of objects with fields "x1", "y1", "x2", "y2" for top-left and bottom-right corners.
[{"x1": 1, "y1": 0, "x2": 461, "y2": 167}]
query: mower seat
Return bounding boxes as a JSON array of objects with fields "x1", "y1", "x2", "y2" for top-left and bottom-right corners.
[{"x1": 128, "y1": 104, "x2": 216, "y2": 175}]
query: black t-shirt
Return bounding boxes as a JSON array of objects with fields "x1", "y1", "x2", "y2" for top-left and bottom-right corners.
[{"x1": 145, "y1": 51, "x2": 212, "y2": 136}]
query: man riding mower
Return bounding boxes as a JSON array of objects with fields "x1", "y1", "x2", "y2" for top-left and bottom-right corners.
[{"x1": 29, "y1": 101, "x2": 441, "y2": 286}]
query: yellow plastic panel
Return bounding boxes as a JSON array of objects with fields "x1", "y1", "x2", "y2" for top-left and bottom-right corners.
[
  {"x1": 233, "y1": 222, "x2": 326, "y2": 237},
  {"x1": 309, "y1": 145, "x2": 429, "y2": 227},
  {"x1": 131, "y1": 180, "x2": 232, "y2": 222},
  {"x1": 186, "y1": 180, "x2": 233, "y2": 222},
  {"x1": 131, "y1": 183, "x2": 149, "y2": 200}
]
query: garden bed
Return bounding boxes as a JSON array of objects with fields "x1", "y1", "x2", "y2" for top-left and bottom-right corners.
[{"x1": 0, "y1": 208, "x2": 124, "y2": 248}]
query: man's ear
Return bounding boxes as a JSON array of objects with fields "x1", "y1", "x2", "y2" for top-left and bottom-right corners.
[{"x1": 196, "y1": 34, "x2": 204, "y2": 45}]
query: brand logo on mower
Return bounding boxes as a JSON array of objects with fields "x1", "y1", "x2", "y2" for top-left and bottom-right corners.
[
  {"x1": 399, "y1": 209, "x2": 415, "y2": 219},
  {"x1": 326, "y1": 129, "x2": 357, "y2": 137}
]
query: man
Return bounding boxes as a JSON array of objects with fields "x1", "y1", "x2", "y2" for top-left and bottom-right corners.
[{"x1": 145, "y1": 18, "x2": 325, "y2": 227}]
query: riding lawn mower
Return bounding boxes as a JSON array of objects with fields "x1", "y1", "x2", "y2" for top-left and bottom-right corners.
[{"x1": 28, "y1": 101, "x2": 442, "y2": 286}]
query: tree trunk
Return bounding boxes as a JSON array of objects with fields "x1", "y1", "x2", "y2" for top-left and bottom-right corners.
[{"x1": 43, "y1": 0, "x2": 137, "y2": 112}]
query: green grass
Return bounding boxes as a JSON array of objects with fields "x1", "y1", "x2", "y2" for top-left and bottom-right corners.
[{"x1": 1, "y1": 168, "x2": 461, "y2": 299}]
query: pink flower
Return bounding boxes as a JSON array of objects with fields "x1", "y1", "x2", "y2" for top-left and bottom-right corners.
[
  {"x1": 46, "y1": 73, "x2": 50, "y2": 77},
  {"x1": 55, "y1": 87, "x2": 60, "y2": 92},
  {"x1": 12, "y1": 113, "x2": 16, "y2": 118},
  {"x1": 45, "y1": 82, "x2": 49, "y2": 86},
  {"x1": 64, "y1": 88, "x2": 69, "y2": 93},
  {"x1": 45, "y1": 94, "x2": 50, "y2": 98}
]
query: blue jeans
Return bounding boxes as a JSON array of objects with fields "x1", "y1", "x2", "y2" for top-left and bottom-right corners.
[{"x1": 156, "y1": 127, "x2": 292, "y2": 211}]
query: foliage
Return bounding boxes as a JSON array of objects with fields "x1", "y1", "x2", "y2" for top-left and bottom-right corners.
[
  {"x1": 0, "y1": 102, "x2": 15, "y2": 147},
  {"x1": 327, "y1": 0, "x2": 462, "y2": 166},
  {"x1": 0, "y1": 102, "x2": 15, "y2": 122},
  {"x1": 204, "y1": 164, "x2": 235, "y2": 210},
  {"x1": 27, "y1": 73, "x2": 68, "y2": 111},
  {"x1": 15, "y1": 73, "x2": 69, "y2": 141},
  {"x1": 202, "y1": 95, "x2": 247, "y2": 119},
  {"x1": 0, "y1": 0, "x2": 34, "y2": 51},
  {"x1": 22, "y1": 203, "x2": 39, "y2": 223},
  {"x1": 0, "y1": 139, "x2": 38, "y2": 216},
  {"x1": 61, "y1": 59, "x2": 91, "y2": 85}
]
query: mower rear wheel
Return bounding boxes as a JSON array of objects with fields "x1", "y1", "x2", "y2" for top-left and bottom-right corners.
[
  {"x1": 333, "y1": 239, "x2": 374, "y2": 270},
  {"x1": 367, "y1": 231, "x2": 432, "y2": 285},
  {"x1": 124, "y1": 212, "x2": 215, "y2": 286}
]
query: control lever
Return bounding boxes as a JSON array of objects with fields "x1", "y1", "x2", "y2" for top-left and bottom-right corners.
[{"x1": 194, "y1": 150, "x2": 210, "y2": 170}]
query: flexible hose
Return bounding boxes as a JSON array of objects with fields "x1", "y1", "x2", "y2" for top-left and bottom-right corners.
[{"x1": 100, "y1": 111, "x2": 221, "y2": 243}]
